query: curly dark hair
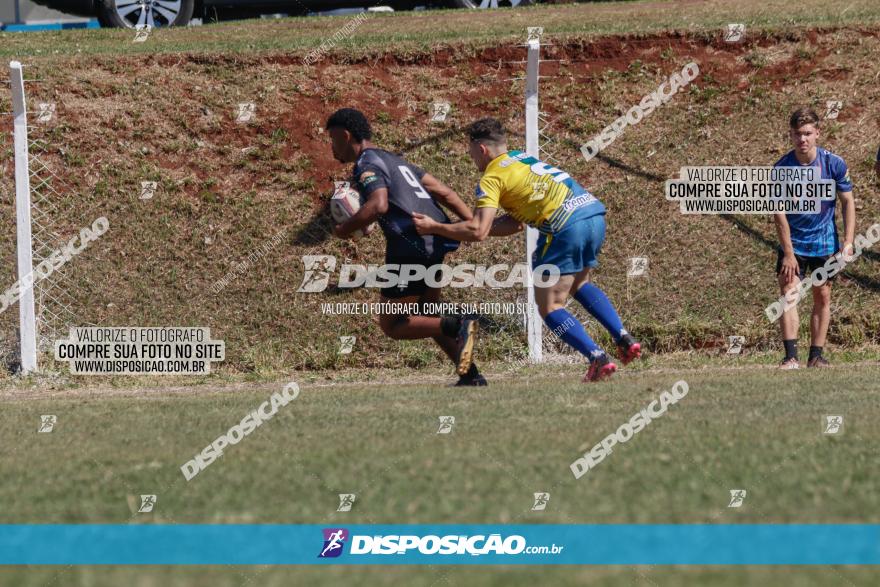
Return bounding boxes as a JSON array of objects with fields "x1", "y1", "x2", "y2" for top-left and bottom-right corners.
[
  {"x1": 467, "y1": 117, "x2": 507, "y2": 145},
  {"x1": 325, "y1": 108, "x2": 373, "y2": 142}
]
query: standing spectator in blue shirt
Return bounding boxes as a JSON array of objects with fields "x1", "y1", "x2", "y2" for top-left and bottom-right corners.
[{"x1": 773, "y1": 107, "x2": 856, "y2": 369}]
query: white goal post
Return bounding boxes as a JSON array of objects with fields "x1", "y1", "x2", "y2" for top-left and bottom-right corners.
[
  {"x1": 10, "y1": 60, "x2": 38, "y2": 374},
  {"x1": 524, "y1": 37, "x2": 543, "y2": 363}
]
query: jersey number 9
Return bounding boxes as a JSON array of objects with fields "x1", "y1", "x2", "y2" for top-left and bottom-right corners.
[{"x1": 399, "y1": 165, "x2": 431, "y2": 199}]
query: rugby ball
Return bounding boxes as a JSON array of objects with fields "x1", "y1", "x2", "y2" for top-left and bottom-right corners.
[{"x1": 330, "y1": 186, "x2": 376, "y2": 239}]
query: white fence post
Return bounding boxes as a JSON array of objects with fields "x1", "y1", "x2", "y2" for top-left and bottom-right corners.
[
  {"x1": 10, "y1": 60, "x2": 38, "y2": 374},
  {"x1": 524, "y1": 38, "x2": 542, "y2": 363}
]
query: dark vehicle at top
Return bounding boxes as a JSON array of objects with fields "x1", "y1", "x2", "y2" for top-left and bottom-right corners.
[{"x1": 33, "y1": 0, "x2": 534, "y2": 28}]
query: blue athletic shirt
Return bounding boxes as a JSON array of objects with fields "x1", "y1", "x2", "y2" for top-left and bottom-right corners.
[{"x1": 774, "y1": 147, "x2": 852, "y2": 257}]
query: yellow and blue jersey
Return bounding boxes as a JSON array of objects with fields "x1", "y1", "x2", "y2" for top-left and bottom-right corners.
[{"x1": 475, "y1": 151, "x2": 605, "y2": 234}]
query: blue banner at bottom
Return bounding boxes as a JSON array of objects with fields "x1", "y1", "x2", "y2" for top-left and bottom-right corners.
[{"x1": 0, "y1": 525, "x2": 878, "y2": 565}]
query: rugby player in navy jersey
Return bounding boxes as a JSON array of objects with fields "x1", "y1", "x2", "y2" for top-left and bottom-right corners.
[
  {"x1": 774, "y1": 107, "x2": 856, "y2": 369},
  {"x1": 325, "y1": 108, "x2": 486, "y2": 386}
]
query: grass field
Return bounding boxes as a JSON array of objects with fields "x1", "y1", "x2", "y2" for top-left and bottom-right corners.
[
  {"x1": 1, "y1": 0, "x2": 880, "y2": 58},
  {"x1": 4, "y1": 360, "x2": 880, "y2": 524},
  {"x1": 1, "y1": 359, "x2": 879, "y2": 584},
  {"x1": 2, "y1": 564, "x2": 879, "y2": 587}
]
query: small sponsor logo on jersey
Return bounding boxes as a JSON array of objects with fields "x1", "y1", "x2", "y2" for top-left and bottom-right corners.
[
  {"x1": 359, "y1": 171, "x2": 378, "y2": 186},
  {"x1": 500, "y1": 152, "x2": 529, "y2": 168},
  {"x1": 562, "y1": 193, "x2": 596, "y2": 212}
]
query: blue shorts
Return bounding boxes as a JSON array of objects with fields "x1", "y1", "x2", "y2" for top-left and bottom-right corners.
[{"x1": 533, "y1": 211, "x2": 606, "y2": 276}]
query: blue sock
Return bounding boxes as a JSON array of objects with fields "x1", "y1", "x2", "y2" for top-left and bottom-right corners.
[
  {"x1": 544, "y1": 308, "x2": 604, "y2": 361},
  {"x1": 574, "y1": 283, "x2": 626, "y2": 344}
]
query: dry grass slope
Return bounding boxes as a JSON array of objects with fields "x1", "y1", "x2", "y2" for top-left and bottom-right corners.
[{"x1": 0, "y1": 16, "x2": 879, "y2": 375}]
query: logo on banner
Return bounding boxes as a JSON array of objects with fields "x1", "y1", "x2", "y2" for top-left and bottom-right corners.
[{"x1": 319, "y1": 528, "x2": 349, "y2": 558}]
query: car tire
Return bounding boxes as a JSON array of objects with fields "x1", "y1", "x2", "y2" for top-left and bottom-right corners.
[
  {"x1": 97, "y1": 0, "x2": 195, "y2": 28},
  {"x1": 445, "y1": 0, "x2": 534, "y2": 8}
]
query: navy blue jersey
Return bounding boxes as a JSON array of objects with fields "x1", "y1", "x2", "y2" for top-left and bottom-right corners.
[
  {"x1": 876, "y1": 145, "x2": 880, "y2": 161},
  {"x1": 774, "y1": 147, "x2": 852, "y2": 257},
  {"x1": 352, "y1": 148, "x2": 459, "y2": 261}
]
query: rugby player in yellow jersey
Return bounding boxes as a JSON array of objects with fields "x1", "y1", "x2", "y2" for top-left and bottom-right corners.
[{"x1": 413, "y1": 118, "x2": 641, "y2": 382}]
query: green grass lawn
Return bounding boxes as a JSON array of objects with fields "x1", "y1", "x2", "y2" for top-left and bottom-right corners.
[
  {"x1": 0, "y1": 564, "x2": 878, "y2": 587},
  {"x1": 1, "y1": 0, "x2": 879, "y2": 59},
  {"x1": 1, "y1": 362, "x2": 878, "y2": 584}
]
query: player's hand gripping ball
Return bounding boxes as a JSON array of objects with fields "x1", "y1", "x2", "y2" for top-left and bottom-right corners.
[{"x1": 330, "y1": 186, "x2": 376, "y2": 239}]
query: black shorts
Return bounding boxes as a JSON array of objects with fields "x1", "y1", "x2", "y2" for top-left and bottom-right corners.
[
  {"x1": 381, "y1": 255, "x2": 446, "y2": 299},
  {"x1": 775, "y1": 248, "x2": 838, "y2": 281}
]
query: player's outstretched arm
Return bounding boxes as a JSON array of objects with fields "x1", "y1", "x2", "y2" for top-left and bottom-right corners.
[
  {"x1": 334, "y1": 188, "x2": 388, "y2": 239},
  {"x1": 489, "y1": 215, "x2": 524, "y2": 237},
  {"x1": 420, "y1": 173, "x2": 473, "y2": 221},
  {"x1": 412, "y1": 207, "x2": 497, "y2": 242}
]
